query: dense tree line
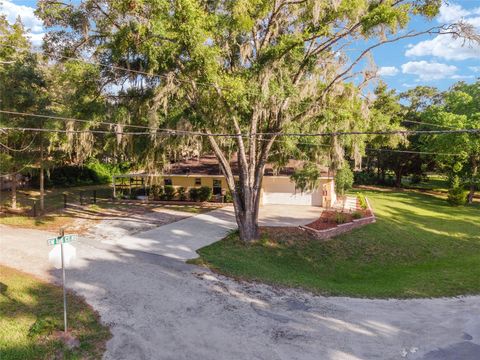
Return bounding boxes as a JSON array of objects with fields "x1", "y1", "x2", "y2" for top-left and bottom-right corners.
[{"x1": 355, "y1": 81, "x2": 479, "y2": 204}]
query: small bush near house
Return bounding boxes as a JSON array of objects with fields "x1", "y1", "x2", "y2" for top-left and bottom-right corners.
[
  {"x1": 198, "y1": 186, "x2": 213, "y2": 202},
  {"x1": 163, "y1": 185, "x2": 176, "y2": 200},
  {"x1": 189, "y1": 188, "x2": 200, "y2": 202},
  {"x1": 224, "y1": 191, "x2": 233, "y2": 203},
  {"x1": 357, "y1": 193, "x2": 368, "y2": 210},
  {"x1": 151, "y1": 185, "x2": 163, "y2": 200},
  {"x1": 335, "y1": 165, "x2": 354, "y2": 196},
  {"x1": 334, "y1": 212, "x2": 348, "y2": 224},
  {"x1": 352, "y1": 211, "x2": 363, "y2": 219},
  {"x1": 177, "y1": 187, "x2": 187, "y2": 201}
]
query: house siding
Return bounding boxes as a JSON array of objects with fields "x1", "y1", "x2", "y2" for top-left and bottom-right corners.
[
  {"x1": 155, "y1": 176, "x2": 229, "y2": 192},
  {"x1": 261, "y1": 177, "x2": 335, "y2": 207},
  {"x1": 116, "y1": 174, "x2": 336, "y2": 206}
]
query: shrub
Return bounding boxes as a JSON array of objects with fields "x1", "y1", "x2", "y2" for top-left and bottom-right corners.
[
  {"x1": 163, "y1": 185, "x2": 176, "y2": 201},
  {"x1": 352, "y1": 211, "x2": 363, "y2": 219},
  {"x1": 334, "y1": 212, "x2": 348, "y2": 224},
  {"x1": 224, "y1": 191, "x2": 233, "y2": 203},
  {"x1": 198, "y1": 186, "x2": 212, "y2": 202},
  {"x1": 353, "y1": 170, "x2": 377, "y2": 185},
  {"x1": 357, "y1": 193, "x2": 368, "y2": 210},
  {"x1": 410, "y1": 174, "x2": 423, "y2": 184},
  {"x1": 177, "y1": 187, "x2": 187, "y2": 201},
  {"x1": 335, "y1": 165, "x2": 354, "y2": 196},
  {"x1": 447, "y1": 175, "x2": 467, "y2": 206},
  {"x1": 30, "y1": 159, "x2": 130, "y2": 188},
  {"x1": 189, "y1": 188, "x2": 200, "y2": 202},
  {"x1": 447, "y1": 187, "x2": 467, "y2": 206},
  {"x1": 151, "y1": 185, "x2": 163, "y2": 200}
]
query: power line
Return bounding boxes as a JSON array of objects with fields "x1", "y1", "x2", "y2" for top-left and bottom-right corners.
[
  {"x1": 0, "y1": 163, "x2": 34, "y2": 177},
  {"x1": 401, "y1": 119, "x2": 458, "y2": 129},
  {"x1": 262, "y1": 137, "x2": 462, "y2": 156},
  {"x1": 261, "y1": 128, "x2": 480, "y2": 137},
  {"x1": 0, "y1": 135, "x2": 37, "y2": 152},
  {"x1": 2, "y1": 124, "x2": 479, "y2": 138},
  {"x1": 0, "y1": 110, "x2": 236, "y2": 137},
  {"x1": 365, "y1": 147, "x2": 460, "y2": 156}
]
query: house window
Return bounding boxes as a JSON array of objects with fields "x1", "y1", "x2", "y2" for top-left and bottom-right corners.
[
  {"x1": 164, "y1": 178, "x2": 173, "y2": 186},
  {"x1": 195, "y1": 178, "x2": 201, "y2": 186},
  {"x1": 213, "y1": 179, "x2": 222, "y2": 195}
]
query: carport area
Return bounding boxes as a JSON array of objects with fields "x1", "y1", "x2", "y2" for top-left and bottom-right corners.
[{"x1": 258, "y1": 204, "x2": 322, "y2": 227}]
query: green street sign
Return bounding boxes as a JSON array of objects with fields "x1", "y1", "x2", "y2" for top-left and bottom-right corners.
[{"x1": 47, "y1": 234, "x2": 78, "y2": 246}]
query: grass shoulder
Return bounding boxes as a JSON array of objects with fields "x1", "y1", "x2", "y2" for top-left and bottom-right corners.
[
  {"x1": 195, "y1": 190, "x2": 480, "y2": 298},
  {"x1": 0, "y1": 265, "x2": 111, "y2": 359}
]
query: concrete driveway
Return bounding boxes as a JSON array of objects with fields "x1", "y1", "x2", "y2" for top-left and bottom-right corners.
[
  {"x1": 1, "y1": 223, "x2": 480, "y2": 360},
  {"x1": 258, "y1": 204, "x2": 321, "y2": 227},
  {"x1": 81, "y1": 205, "x2": 321, "y2": 261},
  {"x1": 91, "y1": 206, "x2": 237, "y2": 261}
]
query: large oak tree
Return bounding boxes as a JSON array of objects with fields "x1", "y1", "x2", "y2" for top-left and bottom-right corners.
[{"x1": 37, "y1": 0, "x2": 474, "y2": 241}]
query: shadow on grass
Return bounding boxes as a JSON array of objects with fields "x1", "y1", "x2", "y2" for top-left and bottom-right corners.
[
  {"x1": 197, "y1": 189, "x2": 480, "y2": 298},
  {"x1": 0, "y1": 266, "x2": 110, "y2": 360}
]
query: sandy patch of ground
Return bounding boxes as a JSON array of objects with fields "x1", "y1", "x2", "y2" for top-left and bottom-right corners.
[{"x1": 68, "y1": 203, "x2": 196, "y2": 239}]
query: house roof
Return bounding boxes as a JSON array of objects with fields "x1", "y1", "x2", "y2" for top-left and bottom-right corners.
[{"x1": 163, "y1": 155, "x2": 332, "y2": 177}]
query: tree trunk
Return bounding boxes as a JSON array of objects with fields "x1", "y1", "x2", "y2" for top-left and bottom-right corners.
[
  {"x1": 467, "y1": 157, "x2": 478, "y2": 204},
  {"x1": 395, "y1": 168, "x2": 402, "y2": 188},
  {"x1": 11, "y1": 173, "x2": 17, "y2": 209},
  {"x1": 236, "y1": 206, "x2": 259, "y2": 242},
  {"x1": 40, "y1": 144, "x2": 45, "y2": 211}
]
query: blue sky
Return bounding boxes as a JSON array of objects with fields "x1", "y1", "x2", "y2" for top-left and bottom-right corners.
[{"x1": 1, "y1": 0, "x2": 479, "y2": 93}]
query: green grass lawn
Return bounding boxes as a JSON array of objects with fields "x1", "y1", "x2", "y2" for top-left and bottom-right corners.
[
  {"x1": 402, "y1": 174, "x2": 449, "y2": 192},
  {"x1": 194, "y1": 189, "x2": 480, "y2": 298},
  {"x1": 0, "y1": 266, "x2": 110, "y2": 359}
]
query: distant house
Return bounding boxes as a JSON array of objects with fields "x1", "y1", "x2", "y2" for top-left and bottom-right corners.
[{"x1": 158, "y1": 156, "x2": 336, "y2": 207}]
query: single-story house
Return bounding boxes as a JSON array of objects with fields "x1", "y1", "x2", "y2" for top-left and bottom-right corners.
[{"x1": 114, "y1": 156, "x2": 336, "y2": 207}]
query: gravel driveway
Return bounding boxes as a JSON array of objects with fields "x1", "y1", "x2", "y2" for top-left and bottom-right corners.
[{"x1": 1, "y1": 217, "x2": 479, "y2": 360}]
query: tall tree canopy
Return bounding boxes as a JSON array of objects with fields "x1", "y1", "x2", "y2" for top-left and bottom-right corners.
[
  {"x1": 0, "y1": 16, "x2": 49, "y2": 208},
  {"x1": 421, "y1": 81, "x2": 480, "y2": 203},
  {"x1": 35, "y1": 0, "x2": 472, "y2": 241}
]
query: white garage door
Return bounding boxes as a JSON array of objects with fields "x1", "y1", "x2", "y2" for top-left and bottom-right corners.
[{"x1": 262, "y1": 191, "x2": 313, "y2": 205}]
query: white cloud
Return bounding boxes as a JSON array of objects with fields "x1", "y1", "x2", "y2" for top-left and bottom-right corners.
[
  {"x1": 437, "y1": 3, "x2": 480, "y2": 26},
  {"x1": 450, "y1": 74, "x2": 475, "y2": 80},
  {"x1": 0, "y1": 0, "x2": 44, "y2": 46},
  {"x1": 405, "y1": 3, "x2": 480, "y2": 62},
  {"x1": 25, "y1": 32, "x2": 44, "y2": 47},
  {"x1": 405, "y1": 35, "x2": 480, "y2": 61},
  {"x1": 437, "y1": 3, "x2": 472, "y2": 23},
  {"x1": 401, "y1": 61, "x2": 458, "y2": 81},
  {"x1": 377, "y1": 66, "x2": 399, "y2": 76},
  {"x1": 469, "y1": 66, "x2": 480, "y2": 73}
]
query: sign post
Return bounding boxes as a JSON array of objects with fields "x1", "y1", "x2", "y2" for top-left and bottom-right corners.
[
  {"x1": 47, "y1": 229, "x2": 77, "y2": 334},
  {"x1": 60, "y1": 229, "x2": 67, "y2": 333}
]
